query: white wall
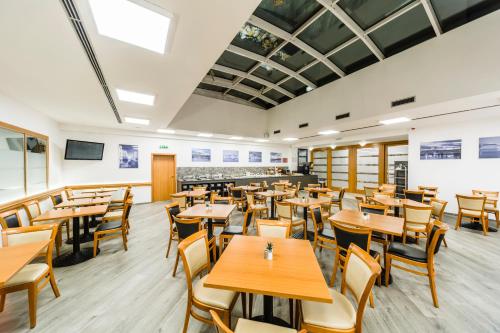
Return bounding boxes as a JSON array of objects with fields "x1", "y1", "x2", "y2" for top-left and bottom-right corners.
[{"x1": 408, "y1": 112, "x2": 500, "y2": 213}]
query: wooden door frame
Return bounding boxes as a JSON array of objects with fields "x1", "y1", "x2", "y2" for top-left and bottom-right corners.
[{"x1": 151, "y1": 153, "x2": 177, "y2": 202}]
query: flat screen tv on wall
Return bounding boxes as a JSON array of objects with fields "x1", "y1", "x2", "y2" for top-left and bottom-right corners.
[{"x1": 64, "y1": 140, "x2": 104, "y2": 160}]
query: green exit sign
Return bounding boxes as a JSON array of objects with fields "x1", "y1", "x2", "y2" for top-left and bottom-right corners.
[{"x1": 159, "y1": 145, "x2": 169, "y2": 149}]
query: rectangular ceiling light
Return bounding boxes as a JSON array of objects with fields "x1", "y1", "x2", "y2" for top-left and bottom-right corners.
[
  {"x1": 379, "y1": 117, "x2": 411, "y2": 125},
  {"x1": 198, "y1": 133, "x2": 213, "y2": 138},
  {"x1": 229, "y1": 136, "x2": 242, "y2": 140},
  {"x1": 116, "y1": 89, "x2": 155, "y2": 106},
  {"x1": 124, "y1": 117, "x2": 150, "y2": 125},
  {"x1": 256, "y1": 139, "x2": 269, "y2": 143},
  {"x1": 157, "y1": 129, "x2": 175, "y2": 134},
  {"x1": 89, "y1": 0, "x2": 171, "y2": 54},
  {"x1": 283, "y1": 138, "x2": 298, "y2": 141},
  {"x1": 318, "y1": 130, "x2": 339, "y2": 135}
]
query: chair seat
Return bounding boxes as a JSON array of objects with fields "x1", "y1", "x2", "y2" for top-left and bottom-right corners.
[
  {"x1": 406, "y1": 222, "x2": 427, "y2": 232},
  {"x1": 221, "y1": 225, "x2": 243, "y2": 235},
  {"x1": 108, "y1": 202, "x2": 123, "y2": 208},
  {"x1": 193, "y1": 275, "x2": 236, "y2": 310},
  {"x1": 388, "y1": 243, "x2": 427, "y2": 263},
  {"x1": 4, "y1": 263, "x2": 48, "y2": 287},
  {"x1": 461, "y1": 209, "x2": 483, "y2": 217},
  {"x1": 319, "y1": 229, "x2": 335, "y2": 240},
  {"x1": 103, "y1": 210, "x2": 123, "y2": 221},
  {"x1": 251, "y1": 204, "x2": 268, "y2": 211},
  {"x1": 301, "y1": 288, "x2": 356, "y2": 330},
  {"x1": 291, "y1": 231, "x2": 305, "y2": 239},
  {"x1": 485, "y1": 204, "x2": 498, "y2": 212},
  {"x1": 372, "y1": 231, "x2": 386, "y2": 241},
  {"x1": 235, "y1": 318, "x2": 298, "y2": 333},
  {"x1": 96, "y1": 221, "x2": 122, "y2": 232}
]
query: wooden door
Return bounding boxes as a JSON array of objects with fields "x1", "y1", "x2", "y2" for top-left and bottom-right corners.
[{"x1": 151, "y1": 154, "x2": 176, "y2": 202}]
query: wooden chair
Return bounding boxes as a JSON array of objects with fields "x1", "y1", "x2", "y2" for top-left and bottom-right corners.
[
  {"x1": 192, "y1": 186, "x2": 207, "y2": 205},
  {"x1": 299, "y1": 244, "x2": 381, "y2": 333},
  {"x1": 210, "y1": 192, "x2": 233, "y2": 205},
  {"x1": 50, "y1": 193, "x2": 64, "y2": 206},
  {"x1": 178, "y1": 230, "x2": 240, "y2": 333},
  {"x1": 430, "y1": 198, "x2": 448, "y2": 247},
  {"x1": 0, "y1": 224, "x2": 60, "y2": 328},
  {"x1": 455, "y1": 194, "x2": 488, "y2": 235},
  {"x1": 92, "y1": 199, "x2": 132, "y2": 257},
  {"x1": 307, "y1": 184, "x2": 321, "y2": 188},
  {"x1": 256, "y1": 219, "x2": 291, "y2": 239},
  {"x1": 330, "y1": 221, "x2": 380, "y2": 307},
  {"x1": 402, "y1": 204, "x2": 432, "y2": 244},
  {"x1": 64, "y1": 188, "x2": 73, "y2": 199},
  {"x1": 419, "y1": 185, "x2": 438, "y2": 203},
  {"x1": 404, "y1": 189, "x2": 425, "y2": 203},
  {"x1": 276, "y1": 201, "x2": 306, "y2": 240},
  {"x1": 385, "y1": 221, "x2": 448, "y2": 308},
  {"x1": 0, "y1": 209, "x2": 22, "y2": 229},
  {"x1": 246, "y1": 193, "x2": 268, "y2": 221},
  {"x1": 260, "y1": 181, "x2": 268, "y2": 191},
  {"x1": 172, "y1": 216, "x2": 216, "y2": 277},
  {"x1": 379, "y1": 183, "x2": 396, "y2": 196},
  {"x1": 274, "y1": 183, "x2": 286, "y2": 192},
  {"x1": 210, "y1": 310, "x2": 305, "y2": 333},
  {"x1": 359, "y1": 203, "x2": 390, "y2": 254},
  {"x1": 164, "y1": 202, "x2": 181, "y2": 258},
  {"x1": 472, "y1": 189, "x2": 499, "y2": 228},
  {"x1": 171, "y1": 193, "x2": 188, "y2": 210},
  {"x1": 230, "y1": 188, "x2": 246, "y2": 212},
  {"x1": 310, "y1": 204, "x2": 336, "y2": 255},
  {"x1": 329, "y1": 187, "x2": 345, "y2": 212},
  {"x1": 219, "y1": 209, "x2": 254, "y2": 252},
  {"x1": 108, "y1": 186, "x2": 132, "y2": 211},
  {"x1": 364, "y1": 186, "x2": 379, "y2": 203}
]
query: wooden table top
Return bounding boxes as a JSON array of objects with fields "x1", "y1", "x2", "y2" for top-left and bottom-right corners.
[
  {"x1": 285, "y1": 197, "x2": 331, "y2": 207},
  {"x1": 272, "y1": 182, "x2": 292, "y2": 186},
  {"x1": 372, "y1": 197, "x2": 430, "y2": 208},
  {"x1": 177, "y1": 204, "x2": 236, "y2": 220},
  {"x1": 69, "y1": 193, "x2": 113, "y2": 200},
  {"x1": 0, "y1": 240, "x2": 50, "y2": 287},
  {"x1": 462, "y1": 193, "x2": 499, "y2": 202},
  {"x1": 255, "y1": 190, "x2": 287, "y2": 197},
  {"x1": 55, "y1": 197, "x2": 110, "y2": 208},
  {"x1": 177, "y1": 190, "x2": 210, "y2": 197},
  {"x1": 329, "y1": 209, "x2": 404, "y2": 236},
  {"x1": 32, "y1": 205, "x2": 109, "y2": 222},
  {"x1": 233, "y1": 186, "x2": 261, "y2": 191},
  {"x1": 304, "y1": 187, "x2": 330, "y2": 193},
  {"x1": 204, "y1": 236, "x2": 332, "y2": 303},
  {"x1": 79, "y1": 188, "x2": 118, "y2": 193}
]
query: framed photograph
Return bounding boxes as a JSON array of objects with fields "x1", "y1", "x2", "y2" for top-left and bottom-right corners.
[
  {"x1": 420, "y1": 139, "x2": 462, "y2": 160},
  {"x1": 192, "y1": 148, "x2": 211, "y2": 162},
  {"x1": 479, "y1": 136, "x2": 500, "y2": 158},
  {"x1": 270, "y1": 152, "x2": 282, "y2": 163},
  {"x1": 249, "y1": 151, "x2": 262, "y2": 162},
  {"x1": 223, "y1": 150, "x2": 239, "y2": 162},
  {"x1": 119, "y1": 144, "x2": 138, "y2": 168}
]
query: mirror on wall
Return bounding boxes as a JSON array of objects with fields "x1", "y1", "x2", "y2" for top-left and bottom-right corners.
[
  {"x1": 26, "y1": 136, "x2": 47, "y2": 195},
  {"x1": 0, "y1": 127, "x2": 25, "y2": 202}
]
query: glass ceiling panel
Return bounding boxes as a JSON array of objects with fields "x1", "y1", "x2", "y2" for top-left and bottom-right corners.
[
  {"x1": 298, "y1": 11, "x2": 356, "y2": 54},
  {"x1": 254, "y1": 0, "x2": 324, "y2": 33},
  {"x1": 301, "y1": 62, "x2": 339, "y2": 86},
  {"x1": 369, "y1": 5, "x2": 435, "y2": 57},
  {"x1": 338, "y1": 0, "x2": 414, "y2": 30},
  {"x1": 197, "y1": 83, "x2": 226, "y2": 93},
  {"x1": 270, "y1": 43, "x2": 315, "y2": 71},
  {"x1": 231, "y1": 23, "x2": 284, "y2": 56},
  {"x1": 227, "y1": 89, "x2": 253, "y2": 101},
  {"x1": 209, "y1": 69, "x2": 235, "y2": 81},
  {"x1": 252, "y1": 64, "x2": 288, "y2": 83},
  {"x1": 328, "y1": 39, "x2": 378, "y2": 74},
  {"x1": 280, "y1": 77, "x2": 306, "y2": 95},
  {"x1": 430, "y1": 0, "x2": 500, "y2": 32},
  {"x1": 241, "y1": 78, "x2": 264, "y2": 91},
  {"x1": 216, "y1": 50, "x2": 258, "y2": 72},
  {"x1": 253, "y1": 97, "x2": 274, "y2": 109},
  {"x1": 264, "y1": 89, "x2": 290, "y2": 104}
]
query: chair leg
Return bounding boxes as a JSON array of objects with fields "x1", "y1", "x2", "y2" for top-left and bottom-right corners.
[
  {"x1": 402, "y1": 230, "x2": 407, "y2": 244},
  {"x1": 496, "y1": 211, "x2": 499, "y2": 228},
  {"x1": 330, "y1": 252, "x2": 339, "y2": 287},
  {"x1": 455, "y1": 212, "x2": 462, "y2": 230},
  {"x1": 93, "y1": 234, "x2": 99, "y2": 258},
  {"x1": 173, "y1": 252, "x2": 180, "y2": 277},
  {"x1": 28, "y1": 284, "x2": 38, "y2": 329},
  {"x1": 49, "y1": 270, "x2": 61, "y2": 297},
  {"x1": 122, "y1": 230, "x2": 128, "y2": 251},
  {"x1": 241, "y1": 293, "x2": 247, "y2": 319},
  {"x1": 369, "y1": 291, "x2": 375, "y2": 308},
  {"x1": 223, "y1": 309, "x2": 231, "y2": 328},
  {"x1": 166, "y1": 234, "x2": 173, "y2": 258},
  {"x1": 55, "y1": 230, "x2": 61, "y2": 257},
  {"x1": 443, "y1": 237, "x2": 448, "y2": 247},
  {"x1": 385, "y1": 255, "x2": 392, "y2": 287},
  {"x1": 182, "y1": 298, "x2": 191, "y2": 333},
  {"x1": 65, "y1": 221, "x2": 70, "y2": 240},
  {"x1": 249, "y1": 293, "x2": 253, "y2": 318},
  {"x1": 482, "y1": 216, "x2": 488, "y2": 236},
  {"x1": 289, "y1": 299, "x2": 294, "y2": 327},
  {"x1": 428, "y1": 267, "x2": 439, "y2": 308},
  {"x1": 0, "y1": 293, "x2": 5, "y2": 312}
]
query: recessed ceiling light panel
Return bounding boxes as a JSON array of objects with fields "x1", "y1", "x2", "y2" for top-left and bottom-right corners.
[
  {"x1": 198, "y1": 133, "x2": 213, "y2": 138},
  {"x1": 318, "y1": 130, "x2": 339, "y2": 135},
  {"x1": 256, "y1": 139, "x2": 269, "y2": 143},
  {"x1": 124, "y1": 117, "x2": 150, "y2": 125},
  {"x1": 379, "y1": 117, "x2": 411, "y2": 125},
  {"x1": 116, "y1": 88, "x2": 155, "y2": 106},
  {"x1": 229, "y1": 136, "x2": 243, "y2": 140},
  {"x1": 157, "y1": 129, "x2": 175, "y2": 134},
  {"x1": 89, "y1": 0, "x2": 171, "y2": 54},
  {"x1": 283, "y1": 138, "x2": 298, "y2": 141}
]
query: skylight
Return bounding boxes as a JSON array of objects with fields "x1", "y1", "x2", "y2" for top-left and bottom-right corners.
[
  {"x1": 116, "y1": 89, "x2": 155, "y2": 106},
  {"x1": 89, "y1": 0, "x2": 171, "y2": 54}
]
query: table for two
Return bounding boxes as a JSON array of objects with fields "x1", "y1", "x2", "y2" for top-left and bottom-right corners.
[
  {"x1": 372, "y1": 197, "x2": 429, "y2": 216},
  {"x1": 177, "y1": 204, "x2": 236, "y2": 239},
  {"x1": 176, "y1": 190, "x2": 211, "y2": 206}
]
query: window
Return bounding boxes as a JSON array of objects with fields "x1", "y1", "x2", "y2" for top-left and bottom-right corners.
[
  {"x1": 311, "y1": 149, "x2": 328, "y2": 183},
  {"x1": 356, "y1": 146, "x2": 380, "y2": 190},
  {"x1": 331, "y1": 149, "x2": 349, "y2": 189}
]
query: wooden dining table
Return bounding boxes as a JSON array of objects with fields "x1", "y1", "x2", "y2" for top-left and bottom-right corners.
[
  {"x1": 205, "y1": 236, "x2": 332, "y2": 327},
  {"x1": 0, "y1": 240, "x2": 50, "y2": 287},
  {"x1": 68, "y1": 192, "x2": 113, "y2": 200},
  {"x1": 372, "y1": 197, "x2": 430, "y2": 216},
  {"x1": 79, "y1": 188, "x2": 118, "y2": 194},
  {"x1": 55, "y1": 197, "x2": 110, "y2": 209},
  {"x1": 233, "y1": 185, "x2": 261, "y2": 192},
  {"x1": 32, "y1": 205, "x2": 109, "y2": 266},
  {"x1": 255, "y1": 190, "x2": 287, "y2": 218},
  {"x1": 285, "y1": 197, "x2": 332, "y2": 240},
  {"x1": 176, "y1": 190, "x2": 211, "y2": 206},
  {"x1": 304, "y1": 187, "x2": 330, "y2": 198},
  {"x1": 177, "y1": 204, "x2": 236, "y2": 239}
]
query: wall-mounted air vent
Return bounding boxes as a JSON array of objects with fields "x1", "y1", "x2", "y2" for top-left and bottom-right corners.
[
  {"x1": 273, "y1": 130, "x2": 281, "y2": 134},
  {"x1": 336, "y1": 113, "x2": 350, "y2": 120},
  {"x1": 60, "y1": 0, "x2": 121, "y2": 123},
  {"x1": 298, "y1": 123, "x2": 309, "y2": 128},
  {"x1": 391, "y1": 96, "x2": 415, "y2": 107}
]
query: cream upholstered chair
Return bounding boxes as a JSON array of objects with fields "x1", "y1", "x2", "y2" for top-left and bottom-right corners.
[
  {"x1": 178, "y1": 230, "x2": 240, "y2": 333},
  {"x1": 256, "y1": 219, "x2": 290, "y2": 239},
  {"x1": 274, "y1": 184, "x2": 286, "y2": 192},
  {"x1": 108, "y1": 187, "x2": 131, "y2": 211},
  {"x1": 164, "y1": 202, "x2": 180, "y2": 258},
  {"x1": 419, "y1": 185, "x2": 438, "y2": 203},
  {"x1": 430, "y1": 198, "x2": 448, "y2": 247},
  {"x1": 402, "y1": 205, "x2": 432, "y2": 244},
  {"x1": 364, "y1": 186, "x2": 379, "y2": 202},
  {"x1": 171, "y1": 193, "x2": 188, "y2": 210},
  {"x1": 455, "y1": 194, "x2": 488, "y2": 235},
  {"x1": 404, "y1": 189, "x2": 425, "y2": 203},
  {"x1": 299, "y1": 244, "x2": 381, "y2": 333},
  {"x1": 246, "y1": 193, "x2": 268, "y2": 220},
  {"x1": 0, "y1": 224, "x2": 60, "y2": 329},
  {"x1": 210, "y1": 310, "x2": 305, "y2": 333},
  {"x1": 472, "y1": 190, "x2": 499, "y2": 228},
  {"x1": 379, "y1": 184, "x2": 396, "y2": 196},
  {"x1": 275, "y1": 201, "x2": 306, "y2": 239}
]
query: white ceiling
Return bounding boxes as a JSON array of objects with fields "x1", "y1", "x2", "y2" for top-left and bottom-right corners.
[{"x1": 0, "y1": 0, "x2": 261, "y2": 130}]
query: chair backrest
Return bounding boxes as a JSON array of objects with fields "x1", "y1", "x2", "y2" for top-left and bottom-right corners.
[
  {"x1": 165, "y1": 202, "x2": 181, "y2": 230},
  {"x1": 359, "y1": 203, "x2": 387, "y2": 215},
  {"x1": 261, "y1": 181, "x2": 268, "y2": 189},
  {"x1": 472, "y1": 189, "x2": 499, "y2": 206},
  {"x1": 379, "y1": 184, "x2": 396, "y2": 194},
  {"x1": 242, "y1": 209, "x2": 254, "y2": 235},
  {"x1": 342, "y1": 244, "x2": 381, "y2": 329},
  {"x1": 230, "y1": 188, "x2": 243, "y2": 200},
  {"x1": 332, "y1": 221, "x2": 372, "y2": 256},
  {"x1": 296, "y1": 181, "x2": 302, "y2": 190},
  {"x1": 246, "y1": 193, "x2": 255, "y2": 206},
  {"x1": 51, "y1": 193, "x2": 64, "y2": 205},
  {"x1": 285, "y1": 189, "x2": 296, "y2": 198},
  {"x1": 425, "y1": 221, "x2": 448, "y2": 258},
  {"x1": 23, "y1": 200, "x2": 42, "y2": 224},
  {"x1": 404, "y1": 190, "x2": 425, "y2": 203},
  {"x1": 355, "y1": 195, "x2": 365, "y2": 207},
  {"x1": 456, "y1": 194, "x2": 485, "y2": 212},
  {"x1": 256, "y1": 219, "x2": 290, "y2": 238},
  {"x1": 310, "y1": 205, "x2": 323, "y2": 233},
  {"x1": 173, "y1": 216, "x2": 202, "y2": 241},
  {"x1": 0, "y1": 210, "x2": 22, "y2": 229},
  {"x1": 249, "y1": 182, "x2": 260, "y2": 187},
  {"x1": 110, "y1": 187, "x2": 126, "y2": 201},
  {"x1": 39, "y1": 197, "x2": 54, "y2": 213},
  {"x1": 308, "y1": 183, "x2": 321, "y2": 188},
  {"x1": 274, "y1": 184, "x2": 286, "y2": 192},
  {"x1": 364, "y1": 186, "x2": 379, "y2": 198},
  {"x1": 430, "y1": 198, "x2": 447, "y2": 220},
  {"x1": 210, "y1": 310, "x2": 233, "y2": 333},
  {"x1": 65, "y1": 188, "x2": 73, "y2": 198},
  {"x1": 276, "y1": 201, "x2": 293, "y2": 220},
  {"x1": 373, "y1": 191, "x2": 394, "y2": 200},
  {"x1": 122, "y1": 199, "x2": 133, "y2": 229},
  {"x1": 193, "y1": 185, "x2": 207, "y2": 191},
  {"x1": 419, "y1": 185, "x2": 438, "y2": 196},
  {"x1": 403, "y1": 205, "x2": 432, "y2": 226},
  {"x1": 171, "y1": 193, "x2": 187, "y2": 209},
  {"x1": 178, "y1": 230, "x2": 210, "y2": 282}
]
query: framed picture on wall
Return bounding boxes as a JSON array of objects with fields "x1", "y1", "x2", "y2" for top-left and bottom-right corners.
[
  {"x1": 270, "y1": 152, "x2": 282, "y2": 163},
  {"x1": 249, "y1": 151, "x2": 262, "y2": 162},
  {"x1": 223, "y1": 150, "x2": 239, "y2": 162},
  {"x1": 192, "y1": 148, "x2": 211, "y2": 162},
  {"x1": 420, "y1": 139, "x2": 462, "y2": 160},
  {"x1": 119, "y1": 144, "x2": 138, "y2": 168},
  {"x1": 479, "y1": 136, "x2": 500, "y2": 158}
]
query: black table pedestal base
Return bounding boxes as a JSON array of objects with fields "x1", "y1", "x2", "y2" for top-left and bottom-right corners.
[
  {"x1": 53, "y1": 248, "x2": 98, "y2": 267},
  {"x1": 66, "y1": 232, "x2": 94, "y2": 244},
  {"x1": 252, "y1": 295, "x2": 290, "y2": 328},
  {"x1": 461, "y1": 222, "x2": 497, "y2": 232},
  {"x1": 251, "y1": 315, "x2": 291, "y2": 328},
  {"x1": 379, "y1": 268, "x2": 393, "y2": 285}
]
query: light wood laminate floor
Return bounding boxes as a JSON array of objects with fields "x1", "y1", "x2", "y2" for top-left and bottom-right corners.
[{"x1": 1, "y1": 198, "x2": 500, "y2": 332}]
